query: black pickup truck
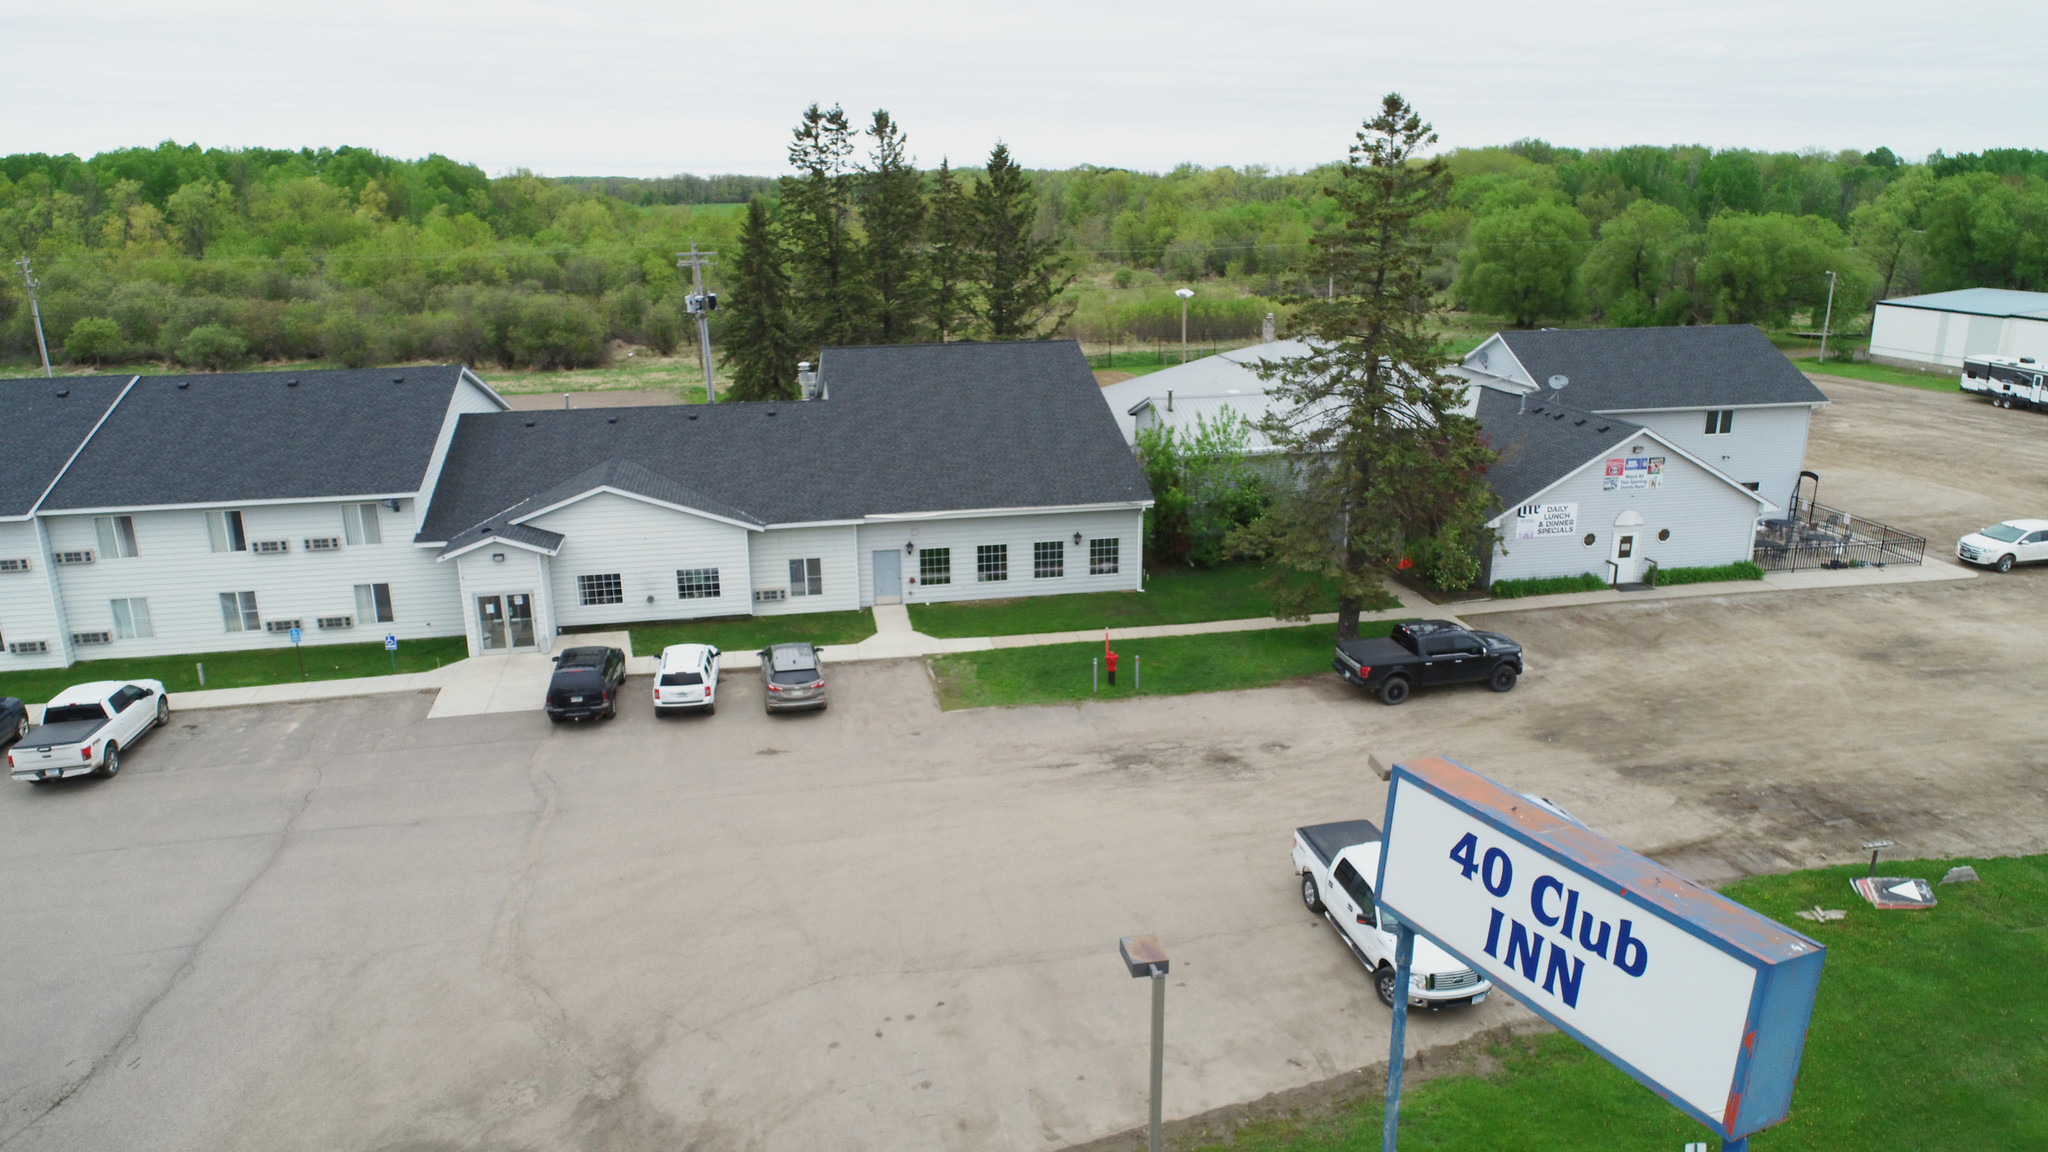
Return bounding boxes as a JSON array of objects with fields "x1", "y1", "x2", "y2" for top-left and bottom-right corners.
[{"x1": 1333, "y1": 620, "x2": 1523, "y2": 705}]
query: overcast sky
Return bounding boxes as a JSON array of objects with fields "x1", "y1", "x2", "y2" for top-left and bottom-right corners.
[{"x1": 6, "y1": 1, "x2": 2043, "y2": 178}]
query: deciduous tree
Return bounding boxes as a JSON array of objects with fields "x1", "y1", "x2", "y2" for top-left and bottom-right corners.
[
  {"x1": 1453, "y1": 201, "x2": 1590, "y2": 327},
  {"x1": 1581, "y1": 199, "x2": 1690, "y2": 326}
]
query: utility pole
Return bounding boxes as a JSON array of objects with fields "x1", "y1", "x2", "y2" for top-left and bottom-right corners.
[
  {"x1": 1818, "y1": 270, "x2": 1838, "y2": 368},
  {"x1": 15, "y1": 255, "x2": 53, "y2": 377},
  {"x1": 676, "y1": 242, "x2": 718, "y2": 402}
]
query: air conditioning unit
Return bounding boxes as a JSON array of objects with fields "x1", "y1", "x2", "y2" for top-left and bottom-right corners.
[
  {"x1": 304, "y1": 537, "x2": 341, "y2": 552},
  {"x1": 264, "y1": 619, "x2": 303, "y2": 633},
  {"x1": 252, "y1": 540, "x2": 291, "y2": 554},
  {"x1": 753, "y1": 588, "x2": 787, "y2": 603},
  {"x1": 0, "y1": 558, "x2": 30, "y2": 572},
  {"x1": 8, "y1": 640, "x2": 49, "y2": 655},
  {"x1": 317, "y1": 615, "x2": 354, "y2": 629},
  {"x1": 71, "y1": 631, "x2": 112, "y2": 645},
  {"x1": 53, "y1": 550, "x2": 94, "y2": 565}
]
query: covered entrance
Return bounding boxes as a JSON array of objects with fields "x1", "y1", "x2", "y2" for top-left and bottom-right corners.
[
  {"x1": 476, "y1": 592, "x2": 537, "y2": 651},
  {"x1": 872, "y1": 550, "x2": 902, "y2": 605}
]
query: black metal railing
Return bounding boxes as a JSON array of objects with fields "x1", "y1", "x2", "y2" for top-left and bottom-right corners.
[{"x1": 1753, "y1": 498, "x2": 1927, "y2": 572}]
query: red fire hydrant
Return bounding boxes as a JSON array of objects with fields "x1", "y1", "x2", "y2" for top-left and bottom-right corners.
[{"x1": 1106, "y1": 648, "x2": 1119, "y2": 686}]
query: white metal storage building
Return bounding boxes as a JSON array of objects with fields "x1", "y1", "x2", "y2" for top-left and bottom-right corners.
[{"x1": 1868, "y1": 288, "x2": 2048, "y2": 370}]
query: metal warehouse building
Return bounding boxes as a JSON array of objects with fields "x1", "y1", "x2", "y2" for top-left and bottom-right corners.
[{"x1": 1869, "y1": 288, "x2": 2048, "y2": 370}]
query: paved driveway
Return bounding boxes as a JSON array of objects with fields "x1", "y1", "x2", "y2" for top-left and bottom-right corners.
[{"x1": 5, "y1": 375, "x2": 2048, "y2": 1152}]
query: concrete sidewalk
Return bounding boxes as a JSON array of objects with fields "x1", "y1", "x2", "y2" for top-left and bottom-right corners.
[{"x1": 1454, "y1": 557, "x2": 1975, "y2": 618}]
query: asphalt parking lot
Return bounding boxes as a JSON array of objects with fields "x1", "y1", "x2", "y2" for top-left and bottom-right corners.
[{"x1": 4, "y1": 375, "x2": 2047, "y2": 1152}]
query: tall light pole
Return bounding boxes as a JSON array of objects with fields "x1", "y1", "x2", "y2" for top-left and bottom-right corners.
[
  {"x1": 15, "y1": 254, "x2": 53, "y2": 377},
  {"x1": 677, "y1": 242, "x2": 718, "y2": 402},
  {"x1": 1818, "y1": 270, "x2": 1838, "y2": 368},
  {"x1": 1175, "y1": 287, "x2": 1194, "y2": 364},
  {"x1": 1118, "y1": 935, "x2": 1170, "y2": 1152}
]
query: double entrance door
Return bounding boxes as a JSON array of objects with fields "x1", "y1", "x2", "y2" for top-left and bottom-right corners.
[{"x1": 476, "y1": 592, "x2": 536, "y2": 651}]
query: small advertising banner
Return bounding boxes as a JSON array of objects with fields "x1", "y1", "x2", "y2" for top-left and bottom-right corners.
[
  {"x1": 1852, "y1": 876, "x2": 1936, "y2": 909},
  {"x1": 1514, "y1": 503, "x2": 1579, "y2": 540},
  {"x1": 1605, "y1": 456, "x2": 1666, "y2": 491},
  {"x1": 1376, "y1": 757, "x2": 1824, "y2": 1143}
]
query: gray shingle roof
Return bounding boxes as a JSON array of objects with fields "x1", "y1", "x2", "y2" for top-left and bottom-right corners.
[
  {"x1": 0, "y1": 375, "x2": 132, "y2": 517},
  {"x1": 1491, "y1": 325, "x2": 1828, "y2": 412},
  {"x1": 418, "y1": 340, "x2": 1151, "y2": 542},
  {"x1": 37, "y1": 367, "x2": 477, "y2": 511},
  {"x1": 439, "y1": 520, "x2": 566, "y2": 558},
  {"x1": 1476, "y1": 389, "x2": 1643, "y2": 512}
]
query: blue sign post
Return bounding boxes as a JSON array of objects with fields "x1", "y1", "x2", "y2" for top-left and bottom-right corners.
[
  {"x1": 384, "y1": 633, "x2": 398, "y2": 673},
  {"x1": 1374, "y1": 757, "x2": 1824, "y2": 1151},
  {"x1": 288, "y1": 626, "x2": 304, "y2": 680}
]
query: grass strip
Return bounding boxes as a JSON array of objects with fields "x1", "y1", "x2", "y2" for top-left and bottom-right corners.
[
  {"x1": 1652, "y1": 560, "x2": 1765, "y2": 586},
  {"x1": 927, "y1": 621, "x2": 1397, "y2": 710},
  {"x1": 1488, "y1": 573, "x2": 1608, "y2": 599},
  {"x1": 907, "y1": 563, "x2": 1385, "y2": 639},
  {"x1": 1799, "y1": 359, "x2": 1962, "y2": 393},
  {"x1": 1180, "y1": 853, "x2": 2048, "y2": 1152},
  {"x1": 614, "y1": 609, "x2": 876, "y2": 659},
  {"x1": 0, "y1": 635, "x2": 472, "y2": 704}
]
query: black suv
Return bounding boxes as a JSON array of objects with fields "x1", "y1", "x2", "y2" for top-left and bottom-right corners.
[{"x1": 546, "y1": 646, "x2": 627, "y2": 722}]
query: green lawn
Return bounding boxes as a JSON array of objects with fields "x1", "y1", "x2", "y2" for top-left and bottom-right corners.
[
  {"x1": 927, "y1": 620, "x2": 1398, "y2": 710},
  {"x1": 906, "y1": 563, "x2": 1386, "y2": 639},
  {"x1": 610, "y1": 609, "x2": 877, "y2": 659},
  {"x1": 1798, "y1": 358, "x2": 1963, "y2": 393},
  {"x1": 0, "y1": 635, "x2": 471, "y2": 704},
  {"x1": 1179, "y1": 853, "x2": 2048, "y2": 1152}
]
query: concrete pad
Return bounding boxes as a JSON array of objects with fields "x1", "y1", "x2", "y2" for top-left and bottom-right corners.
[{"x1": 425, "y1": 630, "x2": 634, "y2": 719}]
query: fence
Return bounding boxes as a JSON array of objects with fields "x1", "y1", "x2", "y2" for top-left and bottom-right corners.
[{"x1": 1752, "y1": 497, "x2": 1926, "y2": 572}]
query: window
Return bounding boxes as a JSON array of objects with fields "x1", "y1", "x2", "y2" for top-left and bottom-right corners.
[
  {"x1": 110, "y1": 597, "x2": 154, "y2": 640},
  {"x1": 1089, "y1": 537, "x2": 1119, "y2": 575},
  {"x1": 342, "y1": 503, "x2": 383, "y2": 546},
  {"x1": 788, "y1": 557, "x2": 823, "y2": 597},
  {"x1": 8, "y1": 640, "x2": 49, "y2": 655},
  {"x1": 72, "y1": 631, "x2": 112, "y2": 646},
  {"x1": 1704, "y1": 409, "x2": 1734, "y2": 435},
  {"x1": 53, "y1": 551, "x2": 94, "y2": 565},
  {"x1": 578, "y1": 573, "x2": 623, "y2": 605},
  {"x1": 304, "y1": 537, "x2": 341, "y2": 552},
  {"x1": 354, "y1": 583, "x2": 394, "y2": 624},
  {"x1": 220, "y1": 590, "x2": 260, "y2": 632},
  {"x1": 1033, "y1": 541, "x2": 1064, "y2": 579},
  {"x1": 919, "y1": 547, "x2": 951, "y2": 586},
  {"x1": 317, "y1": 615, "x2": 354, "y2": 630},
  {"x1": 976, "y1": 544, "x2": 1008, "y2": 582},
  {"x1": 1743, "y1": 481, "x2": 1760, "y2": 491},
  {"x1": 0, "y1": 558, "x2": 30, "y2": 572},
  {"x1": 1657, "y1": 528, "x2": 1671, "y2": 541},
  {"x1": 110, "y1": 686, "x2": 147, "y2": 713},
  {"x1": 208, "y1": 509, "x2": 248, "y2": 553},
  {"x1": 94, "y1": 515, "x2": 139, "y2": 559},
  {"x1": 1582, "y1": 533, "x2": 1596, "y2": 547},
  {"x1": 1332, "y1": 858, "x2": 1377, "y2": 923},
  {"x1": 676, "y1": 568, "x2": 721, "y2": 599}
]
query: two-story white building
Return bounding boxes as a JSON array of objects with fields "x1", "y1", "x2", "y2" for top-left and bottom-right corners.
[{"x1": 0, "y1": 341, "x2": 1152, "y2": 670}]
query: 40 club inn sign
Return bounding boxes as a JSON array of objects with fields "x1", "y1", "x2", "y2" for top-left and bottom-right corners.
[{"x1": 1375, "y1": 758, "x2": 1824, "y2": 1144}]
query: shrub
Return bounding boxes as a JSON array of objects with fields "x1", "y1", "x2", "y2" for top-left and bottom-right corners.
[
  {"x1": 64, "y1": 317, "x2": 125, "y2": 366},
  {"x1": 320, "y1": 311, "x2": 379, "y2": 368},
  {"x1": 1650, "y1": 560, "x2": 1765, "y2": 586},
  {"x1": 1489, "y1": 572, "x2": 1608, "y2": 599},
  {"x1": 643, "y1": 305, "x2": 684, "y2": 355},
  {"x1": 1111, "y1": 266, "x2": 1136, "y2": 289},
  {"x1": 174, "y1": 323, "x2": 252, "y2": 371}
]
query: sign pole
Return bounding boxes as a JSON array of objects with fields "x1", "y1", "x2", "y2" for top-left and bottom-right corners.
[
  {"x1": 1381, "y1": 923, "x2": 1414, "y2": 1152},
  {"x1": 1148, "y1": 967, "x2": 1165, "y2": 1152}
]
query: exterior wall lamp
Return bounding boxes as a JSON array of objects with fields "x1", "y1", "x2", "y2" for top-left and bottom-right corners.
[
  {"x1": 905, "y1": 541, "x2": 916, "y2": 555},
  {"x1": 1072, "y1": 532, "x2": 1084, "y2": 546}
]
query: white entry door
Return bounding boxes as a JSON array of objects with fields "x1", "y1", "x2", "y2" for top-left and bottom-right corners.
[{"x1": 1611, "y1": 510, "x2": 1646, "y2": 583}]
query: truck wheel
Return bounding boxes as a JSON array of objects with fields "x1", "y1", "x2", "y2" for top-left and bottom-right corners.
[
  {"x1": 13, "y1": 714, "x2": 25, "y2": 741},
  {"x1": 1489, "y1": 665, "x2": 1519, "y2": 693},
  {"x1": 1378, "y1": 676, "x2": 1411, "y2": 706},
  {"x1": 1301, "y1": 873, "x2": 1326, "y2": 914},
  {"x1": 97, "y1": 743, "x2": 120, "y2": 779},
  {"x1": 1996, "y1": 554, "x2": 2015, "y2": 573},
  {"x1": 1375, "y1": 964, "x2": 1399, "y2": 1007}
]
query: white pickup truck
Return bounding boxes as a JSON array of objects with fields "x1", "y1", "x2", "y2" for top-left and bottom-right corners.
[
  {"x1": 7, "y1": 679, "x2": 169, "y2": 784},
  {"x1": 1292, "y1": 818, "x2": 1493, "y2": 1009}
]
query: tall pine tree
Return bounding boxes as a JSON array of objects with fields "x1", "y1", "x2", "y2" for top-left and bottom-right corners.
[
  {"x1": 722, "y1": 197, "x2": 801, "y2": 401},
  {"x1": 1238, "y1": 94, "x2": 1498, "y2": 634},
  {"x1": 972, "y1": 143, "x2": 1072, "y2": 340},
  {"x1": 858, "y1": 110, "x2": 928, "y2": 343},
  {"x1": 780, "y1": 103, "x2": 867, "y2": 356},
  {"x1": 925, "y1": 159, "x2": 975, "y2": 342}
]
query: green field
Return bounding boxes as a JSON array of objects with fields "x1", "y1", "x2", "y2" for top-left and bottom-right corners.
[
  {"x1": 926, "y1": 620, "x2": 1398, "y2": 710},
  {"x1": 906, "y1": 563, "x2": 1385, "y2": 638},
  {"x1": 1800, "y1": 359, "x2": 1963, "y2": 393},
  {"x1": 1178, "y1": 854, "x2": 2048, "y2": 1152},
  {"x1": 603, "y1": 609, "x2": 877, "y2": 659},
  {"x1": 0, "y1": 635, "x2": 471, "y2": 704}
]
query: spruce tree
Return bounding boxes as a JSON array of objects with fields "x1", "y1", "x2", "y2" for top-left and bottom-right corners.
[
  {"x1": 972, "y1": 143, "x2": 1072, "y2": 340},
  {"x1": 722, "y1": 197, "x2": 801, "y2": 402},
  {"x1": 780, "y1": 103, "x2": 867, "y2": 355},
  {"x1": 1237, "y1": 94, "x2": 1498, "y2": 634},
  {"x1": 925, "y1": 159, "x2": 976, "y2": 341},
  {"x1": 858, "y1": 110, "x2": 928, "y2": 343}
]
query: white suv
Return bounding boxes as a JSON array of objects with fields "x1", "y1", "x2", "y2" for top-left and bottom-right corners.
[
  {"x1": 1957, "y1": 519, "x2": 2048, "y2": 572},
  {"x1": 653, "y1": 644, "x2": 720, "y2": 714}
]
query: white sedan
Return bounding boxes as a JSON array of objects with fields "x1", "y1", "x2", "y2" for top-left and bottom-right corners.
[
  {"x1": 1957, "y1": 519, "x2": 2048, "y2": 572},
  {"x1": 653, "y1": 644, "x2": 720, "y2": 714}
]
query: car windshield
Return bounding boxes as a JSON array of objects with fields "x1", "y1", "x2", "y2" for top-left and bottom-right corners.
[
  {"x1": 659, "y1": 670, "x2": 703, "y2": 686},
  {"x1": 1979, "y1": 523, "x2": 2027, "y2": 543},
  {"x1": 42, "y1": 703, "x2": 107, "y2": 724}
]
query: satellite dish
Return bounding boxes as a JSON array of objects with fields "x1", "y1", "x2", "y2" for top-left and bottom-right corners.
[{"x1": 1547, "y1": 374, "x2": 1569, "y2": 392}]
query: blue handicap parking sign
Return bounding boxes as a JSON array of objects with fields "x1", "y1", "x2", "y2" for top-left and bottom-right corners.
[
  {"x1": 288, "y1": 627, "x2": 302, "y2": 644},
  {"x1": 384, "y1": 635, "x2": 398, "y2": 651}
]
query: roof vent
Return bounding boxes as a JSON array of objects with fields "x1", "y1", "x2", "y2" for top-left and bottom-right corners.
[
  {"x1": 177, "y1": 381, "x2": 190, "y2": 390},
  {"x1": 767, "y1": 408, "x2": 778, "y2": 417},
  {"x1": 55, "y1": 388, "x2": 69, "y2": 398},
  {"x1": 1574, "y1": 418, "x2": 1585, "y2": 426},
  {"x1": 287, "y1": 379, "x2": 299, "y2": 387},
  {"x1": 392, "y1": 375, "x2": 404, "y2": 383},
  {"x1": 687, "y1": 413, "x2": 698, "y2": 421},
  {"x1": 1596, "y1": 425, "x2": 1609, "y2": 433},
  {"x1": 524, "y1": 420, "x2": 535, "y2": 427},
  {"x1": 607, "y1": 416, "x2": 617, "y2": 424}
]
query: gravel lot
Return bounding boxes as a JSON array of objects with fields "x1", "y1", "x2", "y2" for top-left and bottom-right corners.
[{"x1": 3, "y1": 374, "x2": 2045, "y2": 1152}]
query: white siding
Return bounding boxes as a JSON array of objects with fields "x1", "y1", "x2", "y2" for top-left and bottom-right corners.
[
  {"x1": 452, "y1": 547, "x2": 552, "y2": 656},
  {"x1": 749, "y1": 525, "x2": 860, "y2": 615},
  {"x1": 526, "y1": 492, "x2": 756, "y2": 629},
  {"x1": 37, "y1": 499, "x2": 462, "y2": 662},
  {"x1": 869, "y1": 509, "x2": 1145, "y2": 607},
  {"x1": 2002, "y1": 317, "x2": 2048, "y2": 363},
  {"x1": 1871, "y1": 304, "x2": 2010, "y2": 369},
  {"x1": 1619, "y1": 405, "x2": 1810, "y2": 511},
  {"x1": 1490, "y1": 432, "x2": 1762, "y2": 585},
  {"x1": 0, "y1": 520, "x2": 68, "y2": 670}
]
